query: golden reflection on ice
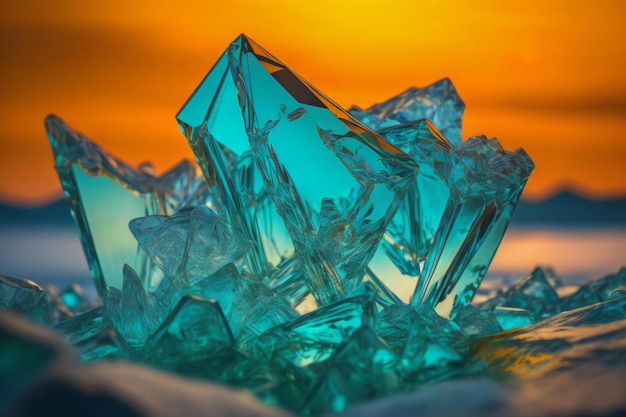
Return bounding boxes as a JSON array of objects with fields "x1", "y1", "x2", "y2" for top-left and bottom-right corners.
[{"x1": 473, "y1": 311, "x2": 626, "y2": 380}]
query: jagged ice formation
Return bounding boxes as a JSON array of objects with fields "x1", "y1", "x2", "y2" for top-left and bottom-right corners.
[{"x1": 2, "y1": 34, "x2": 625, "y2": 416}]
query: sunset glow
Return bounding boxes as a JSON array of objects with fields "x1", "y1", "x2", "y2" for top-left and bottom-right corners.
[{"x1": 1, "y1": 0, "x2": 625, "y2": 204}]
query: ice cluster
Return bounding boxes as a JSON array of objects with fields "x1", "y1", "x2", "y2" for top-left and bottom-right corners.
[{"x1": 2, "y1": 35, "x2": 626, "y2": 416}]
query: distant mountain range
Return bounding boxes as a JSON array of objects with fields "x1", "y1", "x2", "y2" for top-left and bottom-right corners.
[
  {"x1": 0, "y1": 198, "x2": 74, "y2": 226},
  {"x1": 511, "y1": 190, "x2": 626, "y2": 226},
  {"x1": 0, "y1": 190, "x2": 625, "y2": 227}
]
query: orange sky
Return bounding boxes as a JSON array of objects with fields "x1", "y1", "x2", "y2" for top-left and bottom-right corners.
[{"x1": 1, "y1": 0, "x2": 625, "y2": 205}]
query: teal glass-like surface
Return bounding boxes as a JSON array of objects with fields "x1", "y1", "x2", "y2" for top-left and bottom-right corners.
[
  {"x1": 114, "y1": 265, "x2": 159, "y2": 347},
  {"x1": 178, "y1": 34, "x2": 417, "y2": 307},
  {"x1": 355, "y1": 118, "x2": 533, "y2": 318},
  {"x1": 479, "y1": 266, "x2": 560, "y2": 321},
  {"x1": 177, "y1": 43, "x2": 296, "y2": 289},
  {"x1": 146, "y1": 295, "x2": 234, "y2": 364},
  {"x1": 129, "y1": 206, "x2": 253, "y2": 285},
  {"x1": 232, "y1": 36, "x2": 417, "y2": 306},
  {"x1": 367, "y1": 120, "x2": 452, "y2": 304},
  {"x1": 45, "y1": 115, "x2": 208, "y2": 294},
  {"x1": 71, "y1": 165, "x2": 147, "y2": 291},
  {"x1": 247, "y1": 283, "x2": 377, "y2": 370},
  {"x1": 303, "y1": 326, "x2": 399, "y2": 415}
]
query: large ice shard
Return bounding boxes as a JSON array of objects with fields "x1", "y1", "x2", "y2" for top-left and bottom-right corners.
[
  {"x1": 364, "y1": 119, "x2": 534, "y2": 317},
  {"x1": 45, "y1": 115, "x2": 211, "y2": 293},
  {"x1": 177, "y1": 34, "x2": 418, "y2": 306}
]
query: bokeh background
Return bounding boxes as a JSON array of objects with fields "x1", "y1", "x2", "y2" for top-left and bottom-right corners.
[{"x1": 1, "y1": 0, "x2": 625, "y2": 291}]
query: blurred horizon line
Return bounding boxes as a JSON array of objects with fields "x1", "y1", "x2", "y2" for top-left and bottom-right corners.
[{"x1": 1, "y1": 183, "x2": 626, "y2": 209}]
